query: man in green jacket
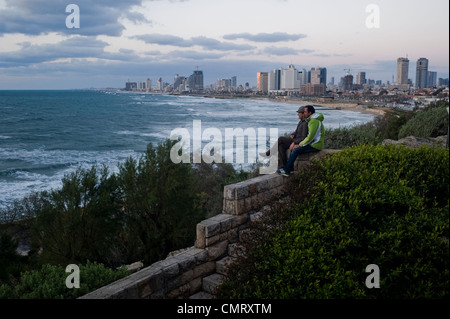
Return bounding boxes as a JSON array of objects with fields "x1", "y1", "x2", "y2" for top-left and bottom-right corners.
[{"x1": 277, "y1": 105, "x2": 324, "y2": 176}]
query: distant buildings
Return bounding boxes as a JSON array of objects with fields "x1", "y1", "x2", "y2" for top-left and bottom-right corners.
[
  {"x1": 263, "y1": 65, "x2": 327, "y2": 96},
  {"x1": 189, "y1": 70, "x2": 204, "y2": 93},
  {"x1": 256, "y1": 72, "x2": 269, "y2": 94},
  {"x1": 397, "y1": 57, "x2": 409, "y2": 85},
  {"x1": 342, "y1": 74, "x2": 354, "y2": 91},
  {"x1": 416, "y1": 58, "x2": 429, "y2": 89},
  {"x1": 123, "y1": 55, "x2": 447, "y2": 96}
]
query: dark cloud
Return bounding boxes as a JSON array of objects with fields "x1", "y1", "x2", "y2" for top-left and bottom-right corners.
[
  {"x1": 0, "y1": 0, "x2": 149, "y2": 36},
  {"x1": 223, "y1": 32, "x2": 307, "y2": 43},
  {"x1": 0, "y1": 37, "x2": 143, "y2": 67}
]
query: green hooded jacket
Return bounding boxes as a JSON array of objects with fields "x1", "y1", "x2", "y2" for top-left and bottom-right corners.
[{"x1": 299, "y1": 113, "x2": 325, "y2": 150}]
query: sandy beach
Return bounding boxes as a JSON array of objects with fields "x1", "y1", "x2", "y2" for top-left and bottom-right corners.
[
  {"x1": 263, "y1": 97, "x2": 387, "y2": 117},
  {"x1": 197, "y1": 94, "x2": 387, "y2": 117}
]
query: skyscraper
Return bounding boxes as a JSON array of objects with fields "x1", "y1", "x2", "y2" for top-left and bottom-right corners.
[
  {"x1": 416, "y1": 58, "x2": 429, "y2": 89},
  {"x1": 397, "y1": 57, "x2": 409, "y2": 85},
  {"x1": 189, "y1": 70, "x2": 204, "y2": 93},
  {"x1": 268, "y1": 68, "x2": 282, "y2": 92},
  {"x1": 256, "y1": 72, "x2": 268, "y2": 94},
  {"x1": 356, "y1": 72, "x2": 366, "y2": 85}
]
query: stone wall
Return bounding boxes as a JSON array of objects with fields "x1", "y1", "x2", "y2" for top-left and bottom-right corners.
[{"x1": 79, "y1": 149, "x2": 338, "y2": 299}]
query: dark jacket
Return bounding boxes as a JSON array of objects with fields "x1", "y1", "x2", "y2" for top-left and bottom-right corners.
[{"x1": 291, "y1": 119, "x2": 308, "y2": 144}]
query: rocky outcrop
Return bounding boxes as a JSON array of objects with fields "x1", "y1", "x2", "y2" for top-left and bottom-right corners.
[{"x1": 382, "y1": 135, "x2": 448, "y2": 148}]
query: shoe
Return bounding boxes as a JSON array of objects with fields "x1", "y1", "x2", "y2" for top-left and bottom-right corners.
[{"x1": 276, "y1": 168, "x2": 289, "y2": 177}]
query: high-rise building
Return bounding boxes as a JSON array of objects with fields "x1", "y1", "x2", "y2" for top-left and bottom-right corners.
[
  {"x1": 256, "y1": 72, "x2": 269, "y2": 94},
  {"x1": 310, "y1": 68, "x2": 327, "y2": 85},
  {"x1": 416, "y1": 58, "x2": 429, "y2": 89},
  {"x1": 298, "y1": 69, "x2": 309, "y2": 85},
  {"x1": 343, "y1": 74, "x2": 353, "y2": 91},
  {"x1": 309, "y1": 67, "x2": 326, "y2": 94},
  {"x1": 268, "y1": 69, "x2": 282, "y2": 92},
  {"x1": 231, "y1": 76, "x2": 237, "y2": 90},
  {"x1": 189, "y1": 70, "x2": 204, "y2": 93},
  {"x1": 281, "y1": 65, "x2": 301, "y2": 92},
  {"x1": 397, "y1": 57, "x2": 409, "y2": 85},
  {"x1": 427, "y1": 71, "x2": 437, "y2": 88},
  {"x1": 356, "y1": 72, "x2": 366, "y2": 85}
]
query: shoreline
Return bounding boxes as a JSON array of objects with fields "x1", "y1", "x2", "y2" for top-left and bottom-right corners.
[{"x1": 182, "y1": 93, "x2": 387, "y2": 117}]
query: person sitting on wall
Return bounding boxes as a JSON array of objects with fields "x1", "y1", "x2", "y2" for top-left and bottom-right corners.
[
  {"x1": 260, "y1": 105, "x2": 309, "y2": 169},
  {"x1": 277, "y1": 105, "x2": 325, "y2": 177}
]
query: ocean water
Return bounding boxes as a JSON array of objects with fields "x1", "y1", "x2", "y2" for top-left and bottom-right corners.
[{"x1": 0, "y1": 90, "x2": 374, "y2": 209}]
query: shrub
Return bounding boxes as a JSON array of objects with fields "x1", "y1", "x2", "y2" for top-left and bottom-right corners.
[
  {"x1": 117, "y1": 140, "x2": 206, "y2": 264},
  {"x1": 24, "y1": 165, "x2": 124, "y2": 267},
  {"x1": 373, "y1": 110, "x2": 415, "y2": 140},
  {"x1": 0, "y1": 261, "x2": 128, "y2": 299},
  {"x1": 399, "y1": 106, "x2": 449, "y2": 139},
  {"x1": 218, "y1": 144, "x2": 449, "y2": 299},
  {"x1": 324, "y1": 121, "x2": 379, "y2": 149}
]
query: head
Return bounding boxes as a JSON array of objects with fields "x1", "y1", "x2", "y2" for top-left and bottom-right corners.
[
  {"x1": 304, "y1": 105, "x2": 316, "y2": 119},
  {"x1": 297, "y1": 106, "x2": 306, "y2": 119}
]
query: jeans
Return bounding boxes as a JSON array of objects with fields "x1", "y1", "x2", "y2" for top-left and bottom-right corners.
[{"x1": 283, "y1": 145, "x2": 319, "y2": 174}]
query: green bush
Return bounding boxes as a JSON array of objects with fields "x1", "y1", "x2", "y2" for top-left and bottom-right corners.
[
  {"x1": 0, "y1": 261, "x2": 128, "y2": 299},
  {"x1": 218, "y1": 144, "x2": 449, "y2": 299},
  {"x1": 399, "y1": 106, "x2": 449, "y2": 139},
  {"x1": 373, "y1": 110, "x2": 415, "y2": 140},
  {"x1": 23, "y1": 165, "x2": 124, "y2": 267},
  {"x1": 117, "y1": 140, "x2": 206, "y2": 265},
  {"x1": 324, "y1": 121, "x2": 379, "y2": 149}
]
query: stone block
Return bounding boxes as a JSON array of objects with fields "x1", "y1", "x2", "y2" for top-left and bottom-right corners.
[
  {"x1": 206, "y1": 240, "x2": 228, "y2": 261},
  {"x1": 222, "y1": 198, "x2": 236, "y2": 215},
  {"x1": 136, "y1": 270, "x2": 164, "y2": 299},
  {"x1": 205, "y1": 234, "x2": 220, "y2": 247},
  {"x1": 202, "y1": 273, "x2": 224, "y2": 295},
  {"x1": 235, "y1": 184, "x2": 249, "y2": 199},
  {"x1": 192, "y1": 261, "x2": 216, "y2": 278},
  {"x1": 223, "y1": 185, "x2": 236, "y2": 200},
  {"x1": 189, "y1": 276, "x2": 203, "y2": 295},
  {"x1": 185, "y1": 247, "x2": 208, "y2": 264},
  {"x1": 231, "y1": 214, "x2": 247, "y2": 228}
]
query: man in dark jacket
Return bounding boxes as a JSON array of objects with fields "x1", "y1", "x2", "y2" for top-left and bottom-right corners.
[{"x1": 260, "y1": 105, "x2": 309, "y2": 168}]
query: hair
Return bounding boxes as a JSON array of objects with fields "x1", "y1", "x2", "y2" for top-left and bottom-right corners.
[{"x1": 305, "y1": 105, "x2": 316, "y2": 114}]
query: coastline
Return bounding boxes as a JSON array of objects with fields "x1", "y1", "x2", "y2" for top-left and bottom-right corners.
[{"x1": 182, "y1": 93, "x2": 387, "y2": 117}]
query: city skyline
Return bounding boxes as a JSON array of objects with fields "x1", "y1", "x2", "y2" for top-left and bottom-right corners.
[{"x1": 0, "y1": 0, "x2": 448, "y2": 89}]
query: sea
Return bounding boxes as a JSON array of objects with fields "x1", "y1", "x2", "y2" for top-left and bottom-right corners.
[{"x1": 0, "y1": 90, "x2": 374, "y2": 210}]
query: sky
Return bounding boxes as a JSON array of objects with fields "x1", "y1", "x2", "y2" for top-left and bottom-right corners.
[{"x1": 0, "y1": 0, "x2": 448, "y2": 89}]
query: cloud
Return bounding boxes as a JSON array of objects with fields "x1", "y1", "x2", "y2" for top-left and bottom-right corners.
[
  {"x1": 134, "y1": 34, "x2": 191, "y2": 47},
  {"x1": 0, "y1": 36, "x2": 143, "y2": 67},
  {"x1": 190, "y1": 36, "x2": 256, "y2": 51},
  {"x1": 223, "y1": 32, "x2": 307, "y2": 43},
  {"x1": 166, "y1": 50, "x2": 225, "y2": 60},
  {"x1": 134, "y1": 34, "x2": 256, "y2": 51},
  {"x1": 263, "y1": 46, "x2": 315, "y2": 56},
  {"x1": 0, "y1": 0, "x2": 149, "y2": 36}
]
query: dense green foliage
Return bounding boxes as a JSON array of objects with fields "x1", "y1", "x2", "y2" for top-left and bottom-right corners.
[
  {"x1": 218, "y1": 144, "x2": 449, "y2": 298},
  {"x1": 399, "y1": 106, "x2": 449, "y2": 139},
  {"x1": 0, "y1": 262, "x2": 128, "y2": 299},
  {"x1": 325, "y1": 101, "x2": 448, "y2": 149},
  {"x1": 0, "y1": 140, "x2": 250, "y2": 298}
]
